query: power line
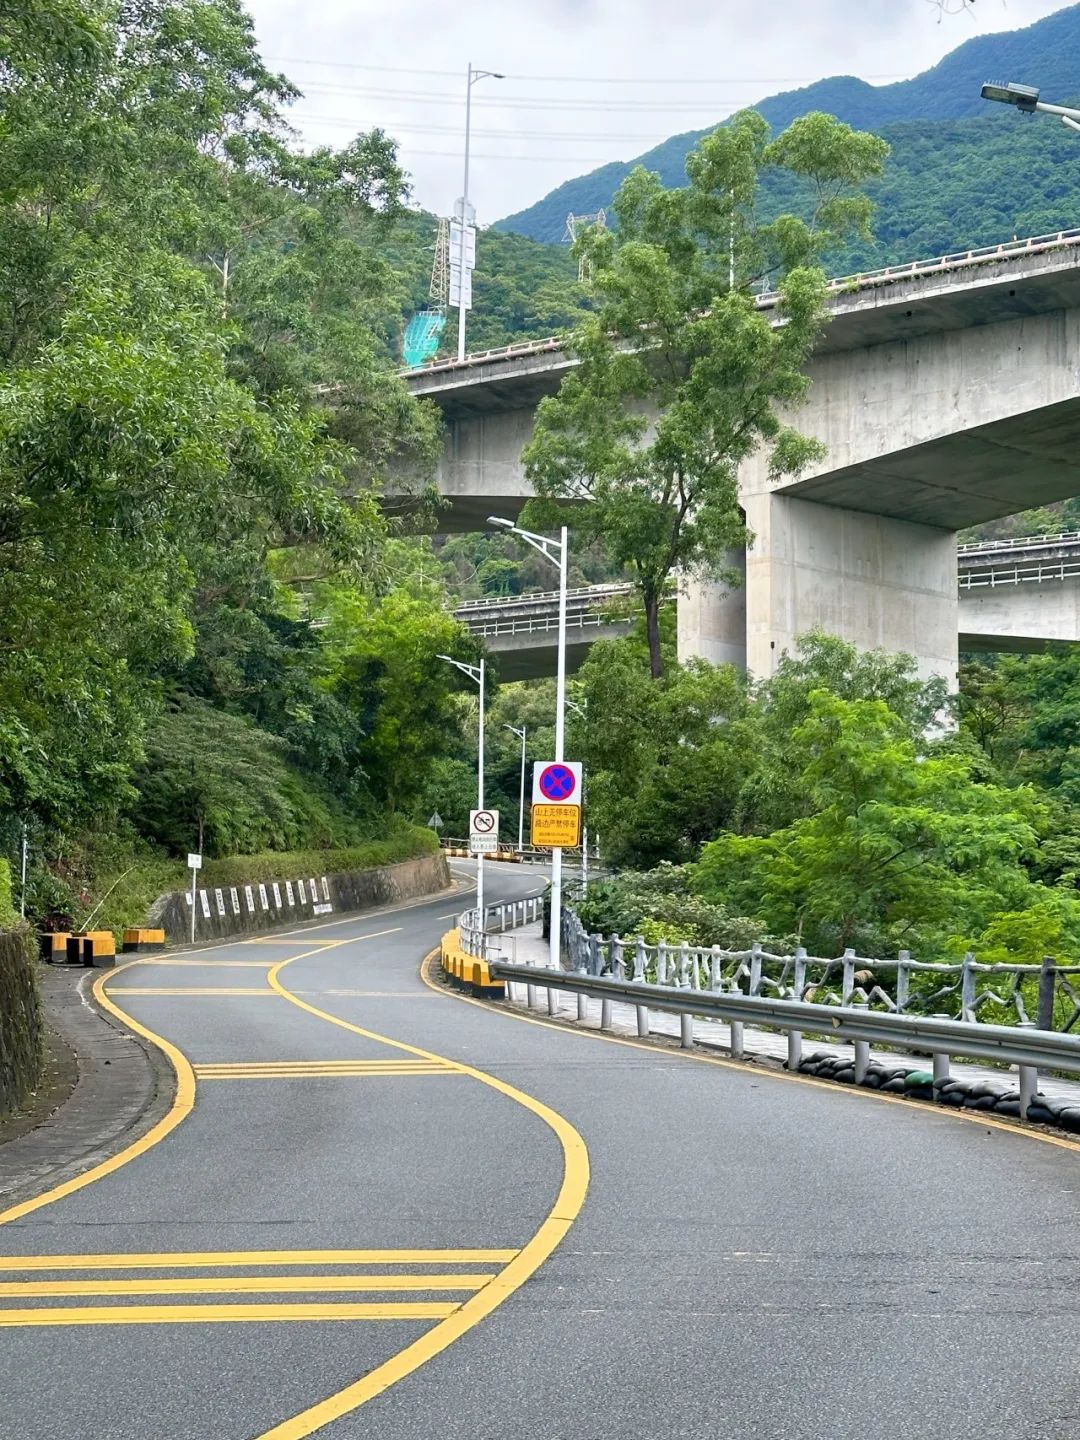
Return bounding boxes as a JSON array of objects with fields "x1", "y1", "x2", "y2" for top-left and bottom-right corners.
[
  {"x1": 266, "y1": 54, "x2": 909, "y2": 85},
  {"x1": 287, "y1": 112, "x2": 686, "y2": 143},
  {"x1": 291, "y1": 82, "x2": 757, "y2": 113}
]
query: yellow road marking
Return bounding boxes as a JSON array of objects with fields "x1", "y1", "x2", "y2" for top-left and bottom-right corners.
[
  {"x1": 194, "y1": 1060, "x2": 455, "y2": 1071},
  {"x1": 0, "y1": 1250, "x2": 518, "y2": 1271},
  {"x1": 195, "y1": 1068, "x2": 458, "y2": 1080},
  {"x1": 107, "y1": 988, "x2": 278, "y2": 996},
  {"x1": 0, "y1": 940, "x2": 350, "y2": 1227},
  {"x1": 422, "y1": 948, "x2": 1080, "y2": 1159},
  {"x1": 254, "y1": 948, "x2": 590, "y2": 1440},
  {"x1": 242, "y1": 927, "x2": 403, "y2": 945},
  {"x1": 137, "y1": 959, "x2": 276, "y2": 968},
  {"x1": 0, "y1": 1275, "x2": 493, "y2": 1298},
  {"x1": 0, "y1": 1302, "x2": 457, "y2": 1328}
]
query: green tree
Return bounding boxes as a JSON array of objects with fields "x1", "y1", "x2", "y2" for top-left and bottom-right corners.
[
  {"x1": 695, "y1": 691, "x2": 1043, "y2": 956},
  {"x1": 522, "y1": 110, "x2": 888, "y2": 677}
]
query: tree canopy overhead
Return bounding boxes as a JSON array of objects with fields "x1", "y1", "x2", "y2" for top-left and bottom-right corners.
[{"x1": 521, "y1": 110, "x2": 888, "y2": 677}]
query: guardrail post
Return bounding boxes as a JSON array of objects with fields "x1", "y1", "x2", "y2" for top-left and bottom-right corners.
[
  {"x1": 841, "y1": 949, "x2": 856, "y2": 1006},
  {"x1": 932, "y1": 1051, "x2": 949, "y2": 1093},
  {"x1": 710, "y1": 946, "x2": 722, "y2": 992},
  {"x1": 793, "y1": 945, "x2": 807, "y2": 1001},
  {"x1": 896, "y1": 951, "x2": 911, "y2": 1014},
  {"x1": 601, "y1": 937, "x2": 620, "y2": 1029},
  {"x1": 749, "y1": 943, "x2": 762, "y2": 997},
  {"x1": 634, "y1": 936, "x2": 649, "y2": 1037},
  {"x1": 1038, "y1": 956, "x2": 1056, "y2": 1031},
  {"x1": 787, "y1": 1026, "x2": 802, "y2": 1072},
  {"x1": 730, "y1": 1019, "x2": 744, "y2": 1060},
  {"x1": 853, "y1": 1040, "x2": 870, "y2": 1084},
  {"x1": 680, "y1": 1012, "x2": 693, "y2": 1049},
  {"x1": 961, "y1": 952, "x2": 977, "y2": 1023},
  {"x1": 678, "y1": 941, "x2": 691, "y2": 989}
]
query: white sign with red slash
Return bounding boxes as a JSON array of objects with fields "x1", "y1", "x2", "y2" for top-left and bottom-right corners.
[{"x1": 469, "y1": 808, "x2": 500, "y2": 854}]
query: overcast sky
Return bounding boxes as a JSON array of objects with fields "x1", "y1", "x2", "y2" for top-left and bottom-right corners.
[{"x1": 245, "y1": 0, "x2": 1075, "y2": 223}]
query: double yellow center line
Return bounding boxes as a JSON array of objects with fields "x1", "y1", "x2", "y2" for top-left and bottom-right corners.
[
  {"x1": 193, "y1": 1059, "x2": 464, "y2": 1080},
  {"x1": 0, "y1": 1249, "x2": 519, "y2": 1328}
]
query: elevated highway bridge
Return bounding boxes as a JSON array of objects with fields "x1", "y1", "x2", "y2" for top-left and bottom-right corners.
[
  {"x1": 455, "y1": 532, "x2": 1080, "y2": 679},
  {"x1": 406, "y1": 230, "x2": 1080, "y2": 683}
]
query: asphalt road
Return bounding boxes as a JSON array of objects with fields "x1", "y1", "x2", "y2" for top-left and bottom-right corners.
[{"x1": 2, "y1": 863, "x2": 1080, "y2": 1440}]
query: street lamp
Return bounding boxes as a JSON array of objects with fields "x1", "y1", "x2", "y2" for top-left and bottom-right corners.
[
  {"x1": 457, "y1": 63, "x2": 504, "y2": 362},
  {"x1": 437, "y1": 654, "x2": 486, "y2": 922},
  {"x1": 566, "y1": 700, "x2": 591, "y2": 894},
  {"x1": 981, "y1": 81, "x2": 1080, "y2": 133},
  {"x1": 504, "y1": 723, "x2": 527, "y2": 851},
  {"x1": 488, "y1": 515, "x2": 568, "y2": 970}
]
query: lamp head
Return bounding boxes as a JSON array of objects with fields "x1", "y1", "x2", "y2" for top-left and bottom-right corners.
[{"x1": 981, "y1": 81, "x2": 1039, "y2": 111}]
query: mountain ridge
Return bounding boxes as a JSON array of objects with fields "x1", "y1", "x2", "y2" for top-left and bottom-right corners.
[{"x1": 496, "y1": 3, "x2": 1080, "y2": 244}]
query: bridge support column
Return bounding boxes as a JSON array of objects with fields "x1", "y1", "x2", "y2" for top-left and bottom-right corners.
[
  {"x1": 676, "y1": 552, "x2": 747, "y2": 669},
  {"x1": 680, "y1": 494, "x2": 959, "y2": 685}
]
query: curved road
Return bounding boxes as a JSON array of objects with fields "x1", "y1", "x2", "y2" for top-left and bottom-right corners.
[{"x1": 2, "y1": 865, "x2": 1080, "y2": 1438}]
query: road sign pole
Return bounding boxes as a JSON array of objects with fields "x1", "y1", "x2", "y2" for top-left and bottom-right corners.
[
  {"x1": 477, "y1": 657, "x2": 485, "y2": 925},
  {"x1": 518, "y1": 724, "x2": 527, "y2": 851},
  {"x1": 190, "y1": 865, "x2": 197, "y2": 944},
  {"x1": 550, "y1": 525, "x2": 568, "y2": 971}
]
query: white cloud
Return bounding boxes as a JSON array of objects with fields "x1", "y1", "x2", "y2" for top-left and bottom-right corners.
[{"x1": 244, "y1": 0, "x2": 1076, "y2": 220}]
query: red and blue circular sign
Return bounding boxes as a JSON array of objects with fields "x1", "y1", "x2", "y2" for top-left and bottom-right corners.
[{"x1": 538, "y1": 764, "x2": 577, "y2": 801}]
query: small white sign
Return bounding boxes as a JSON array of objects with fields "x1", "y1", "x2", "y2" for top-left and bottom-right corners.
[
  {"x1": 470, "y1": 808, "x2": 500, "y2": 855},
  {"x1": 258, "y1": 884, "x2": 269, "y2": 911},
  {"x1": 272, "y1": 882, "x2": 282, "y2": 909},
  {"x1": 321, "y1": 877, "x2": 330, "y2": 901},
  {"x1": 187, "y1": 853, "x2": 202, "y2": 870},
  {"x1": 313, "y1": 902, "x2": 333, "y2": 916},
  {"x1": 285, "y1": 880, "x2": 295, "y2": 907},
  {"x1": 199, "y1": 890, "x2": 211, "y2": 919},
  {"x1": 244, "y1": 885, "x2": 255, "y2": 913},
  {"x1": 308, "y1": 878, "x2": 318, "y2": 905},
  {"x1": 230, "y1": 887, "x2": 241, "y2": 916},
  {"x1": 299, "y1": 879, "x2": 308, "y2": 904},
  {"x1": 214, "y1": 888, "x2": 226, "y2": 918}
]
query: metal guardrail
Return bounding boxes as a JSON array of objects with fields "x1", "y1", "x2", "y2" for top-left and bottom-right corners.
[
  {"x1": 959, "y1": 559, "x2": 1080, "y2": 589},
  {"x1": 454, "y1": 583, "x2": 633, "y2": 613},
  {"x1": 553, "y1": 907, "x2": 1080, "y2": 1031},
  {"x1": 958, "y1": 530, "x2": 1080, "y2": 554},
  {"x1": 449, "y1": 899, "x2": 1080, "y2": 1118},
  {"x1": 460, "y1": 611, "x2": 629, "y2": 640},
  {"x1": 406, "y1": 228, "x2": 1080, "y2": 377}
]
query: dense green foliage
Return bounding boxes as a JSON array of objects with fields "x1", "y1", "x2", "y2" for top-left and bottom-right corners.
[
  {"x1": 523, "y1": 112, "x2": 886, "y2": 677},
  {"x1": 567, "y1": 633, "x2": 1080, "y2": 969},
  {"x1": 0, "y1": 0, "x2": 473, "y2": 926},
  {"x1": 498, "y1": 4, "x2": 1080, "y2": 247}
]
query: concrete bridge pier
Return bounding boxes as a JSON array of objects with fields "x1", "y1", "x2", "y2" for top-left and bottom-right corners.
[{"x1": 679, "y1": 495, "x2": 959, "y2": 685}]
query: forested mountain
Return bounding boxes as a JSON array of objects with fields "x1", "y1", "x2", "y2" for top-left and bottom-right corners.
[{"x1": 496, "y1": 3, "x2": 1080, "y2": 250}]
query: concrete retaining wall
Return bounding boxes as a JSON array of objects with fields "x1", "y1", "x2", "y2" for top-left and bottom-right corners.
[
  {"x1": 0, "y1": 929, "x2": 42, "y2": 1119},
  {"x1": 149, "y1": 852, "x2": 451, "y2": 945}
]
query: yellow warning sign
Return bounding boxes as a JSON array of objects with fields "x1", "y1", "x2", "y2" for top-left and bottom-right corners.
[{"x1": 531, "y1": 803, "x2": 581, "y2": 848}]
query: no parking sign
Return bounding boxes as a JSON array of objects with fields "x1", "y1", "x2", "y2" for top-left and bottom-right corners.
[{"x1": 532, "y1": 762, "x2": 582, "y2": 806}]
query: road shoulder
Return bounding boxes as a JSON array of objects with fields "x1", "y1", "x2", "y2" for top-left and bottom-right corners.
[{"x1": 0, "y1": 965, "x2": 174, "y2": 1214}]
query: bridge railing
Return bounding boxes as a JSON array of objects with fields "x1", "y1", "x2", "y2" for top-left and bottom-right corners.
[
  {"x1": 959, "y1": 559, "x2": 1080, "y2": 588},
  {"x1": 408, "y1": 228, "x2": 1080, "y2": 376},
  {"x1": 458, "y1": 611, "x2": 628, "y2": 639},
  {"x1": 454, "y1": 582, "x2": 633, "y2": 612},
  {"x1": 958, "y1": 529, "x2": 1080, "y2": 555},
  {"x1": 551, "y1": 905, "x2": 1080, "y2": 1033},
  {"x1": 478, "y1": 903, "x2": 1080, "y2": 1119}
]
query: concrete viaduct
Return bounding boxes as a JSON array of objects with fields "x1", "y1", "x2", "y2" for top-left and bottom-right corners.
[
  {"x1": 405, "y1": 230, "x2": 1080, "y2": 683},
  {"x1": 454, "y1": 532, "x2": 1080, "y2": 679}
]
